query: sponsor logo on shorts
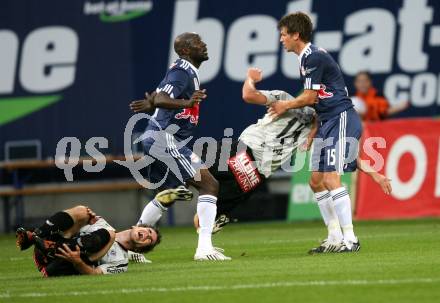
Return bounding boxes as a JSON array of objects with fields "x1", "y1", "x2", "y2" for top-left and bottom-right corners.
[{"x1": 227, "y1": 151, "x2": 262, "y2": 193}]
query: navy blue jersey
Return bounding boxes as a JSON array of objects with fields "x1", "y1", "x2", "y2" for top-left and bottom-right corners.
[
  {"x1": 146, "y1": 58, "x2": 200, "y2": 141},
  {"x1": 299, "y1": 43, "x2": 353, "y2": 121}
]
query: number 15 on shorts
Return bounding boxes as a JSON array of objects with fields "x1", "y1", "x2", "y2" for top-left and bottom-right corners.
[{"x1": 327, "y1": 148, "x2": 336, "y2": 165}]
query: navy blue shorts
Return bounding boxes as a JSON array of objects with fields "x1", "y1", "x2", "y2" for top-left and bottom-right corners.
[
  {"x1": 311, "y1": 108, "x2": 362, "y2": 173},
  {"x1": 142, "y1": 132, "x2": 204, "y2": 190}
]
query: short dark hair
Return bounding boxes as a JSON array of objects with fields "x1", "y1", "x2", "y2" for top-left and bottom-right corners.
[
  {"x1": 135, "y1": 224, "x2": 162, "y2": 253},
  {"x1": 278, "y1": 12, "x2": 313, "y2": 42},
  {"x1": 174, "y1": 32, "x2": 199, "y2": 57},
  {"x1": 355, "y1": 71, "x2": 372, "y2": 80}
]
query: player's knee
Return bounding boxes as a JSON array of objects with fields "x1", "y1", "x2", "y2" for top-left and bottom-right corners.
[
  {"x1": 200, "y1": 177, "x2": 219, "y2": 196},
  {"x1": 66, "y1": 205, "x2": 88, "y2": 218},
  {"x1": 309, "y1": 173, "x2": 325, "y2": 192},
  {"x1": 309, "y1": 178, "x2": 321, "y2": 192},
  {"x1": 323, "y1": 174, "x2": 340, "y2": 190},
  {"x1": 208, "y1": 178, "x2": 219, "y2": 196},
  {"x1": 74, "y1": 205, "x2": 88, "y2": 213}
]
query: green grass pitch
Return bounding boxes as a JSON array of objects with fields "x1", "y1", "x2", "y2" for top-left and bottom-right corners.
[{"x1": 1, "y1": 219, "x2": 439, "y2": 303}]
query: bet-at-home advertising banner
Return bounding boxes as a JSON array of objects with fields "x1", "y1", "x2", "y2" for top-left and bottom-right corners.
[
  {"x1": 1, "y1": 0, "x2": 440, "y2": 160},
  {"x1": 287, "y1": 152, "x2": 352, "y2": 221}
]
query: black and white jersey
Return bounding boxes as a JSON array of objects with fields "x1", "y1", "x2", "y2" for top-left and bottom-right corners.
[
  {"x1": 79, "y1": 218, "x2": 128, "y2": 275},
  {"x1": 239, "y1": 90, "x2": 315, "y2": 177}
]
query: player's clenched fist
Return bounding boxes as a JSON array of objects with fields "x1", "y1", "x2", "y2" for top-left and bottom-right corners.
[{"x1": 247, "y1": 67, "x2": 263, "y2": 83}]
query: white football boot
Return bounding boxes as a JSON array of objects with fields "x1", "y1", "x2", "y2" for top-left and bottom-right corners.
[
  {"x1": 308, "y1": 238, "x2": 344, "y2": 254},
  {"x1": 194, "y1": 247, "x2": 232, "y2": 261},
  {"x1": 338, "y1": 238, "x2": 361, "y2": 253}
]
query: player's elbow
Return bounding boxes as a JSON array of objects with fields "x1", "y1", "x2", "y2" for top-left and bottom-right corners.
[
  {"x1": 242, "y1": 91, "x2": 255, "y2": 103},
  {"x1": 242, "y1": 91, "x2": 267, "y2": 105},
  {"x1": 108, "y1": 230, "x2": 116, "y2": 242}
]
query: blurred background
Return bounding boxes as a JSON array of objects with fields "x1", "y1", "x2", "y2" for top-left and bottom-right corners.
[{"x1": 0, "y1": 0, "x2": 439, "y2": 233}]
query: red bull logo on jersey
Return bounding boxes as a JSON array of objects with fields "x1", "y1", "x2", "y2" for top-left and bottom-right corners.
[
  {"x1": 317, "y1": 84, "x2": 334, "y2": 99},
  {"x1": 174, "y1": 104, "x2": 199, "y2": 124}
]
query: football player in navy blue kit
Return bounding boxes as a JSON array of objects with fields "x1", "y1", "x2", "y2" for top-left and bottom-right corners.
[
  {"x1": 130, "y1": 32, "x2": 231, "y2": 261},
  {"x1": 271, "y1": 12, "x2": 362, "y2": 253}
]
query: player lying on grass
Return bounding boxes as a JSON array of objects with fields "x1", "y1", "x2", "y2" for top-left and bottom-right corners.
[
  {"x1": 192, "y1": 67, "x2": 392, "y2": 240},
  {"x1": 16, "y1": 205, "x2": 160, "y2": 276}
]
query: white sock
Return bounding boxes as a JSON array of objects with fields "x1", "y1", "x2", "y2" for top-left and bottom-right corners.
[
  {"x1": 330, "y1": 187, "x2": 356, "y2": 242},
  {"x1": 196, "y1": 195, "x2": 217, "y2": 252},
  {"x1": 315, "y1": 190, "x2": 343, "y2": 243},
  {"x1": 137, "y1": 199, "x2": 166, "y2": 226},
  {"x1": 327, "y1": 219, "x2": 343, "y2": 243},
  {"x1": 315, "y1": 190, "x2": 333, "y2": 226}
]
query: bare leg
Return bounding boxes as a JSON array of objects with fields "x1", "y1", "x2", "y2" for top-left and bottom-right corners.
[{"x1": 63, "y1": 205, "x2": 94, "y2": 238}]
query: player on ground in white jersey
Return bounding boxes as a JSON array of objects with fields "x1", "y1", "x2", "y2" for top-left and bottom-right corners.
[{"x1": 16, "y1": 205, "x2": 160, "y2": 276}]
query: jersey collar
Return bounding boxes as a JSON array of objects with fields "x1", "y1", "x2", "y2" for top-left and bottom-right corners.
[
  {"x1": 298, "y1": 42, "x2": 312, "y2": 64},
  {"x1": 180, "y1": 58, "x2": 200, "y2": 81},
  {"x1": 116, "y1": 240, "x2": 129, "y2": 251}
]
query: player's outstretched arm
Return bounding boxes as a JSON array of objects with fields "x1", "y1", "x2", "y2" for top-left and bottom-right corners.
[
  {"x1": 269, "y1": 90, "x2": 317, "y2": 118},
  {"x1": 130, "y1": 92, "x2": 157, "y2": 113},
  {"x1": 387, "y1": 100, "x2": 410, "y2": 116},
  {"x1": 299, "y1": 116, "x2": 318, "y2": 152},
  {"x1": 55, "y1": 244, "x2": 104, "y2": 275},
  {"x1": 242, "y1": 68, "x2": 268, "y2": 105},
  {"x1": 357, "y1": 159, "x2": 392, "y2": 195},
  {"x1": 153, "y1": 89, "x2": 206, "y2": 109}
]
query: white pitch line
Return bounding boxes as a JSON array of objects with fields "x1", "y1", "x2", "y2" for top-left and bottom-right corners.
[
  {"x1": 8, "y1": 257, "x2": 27, "y2": 261},
  {"x1": 262, "y1": 230, "x2": 439, "y2": 245},
  {"x1": 0, "y1": 278, "x2": 438, "y2": 299}
]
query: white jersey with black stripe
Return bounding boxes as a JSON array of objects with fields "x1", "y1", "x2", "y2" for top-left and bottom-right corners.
[
  {"x1": 239, "y1": 90, "x2": 315, "y2": 177},
  {"x1": 96, "y1": 242, "x2": 128, "y2": 274},
  {"x1": 79, "y1": 218, "x2": 128, "y2": 275}
]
